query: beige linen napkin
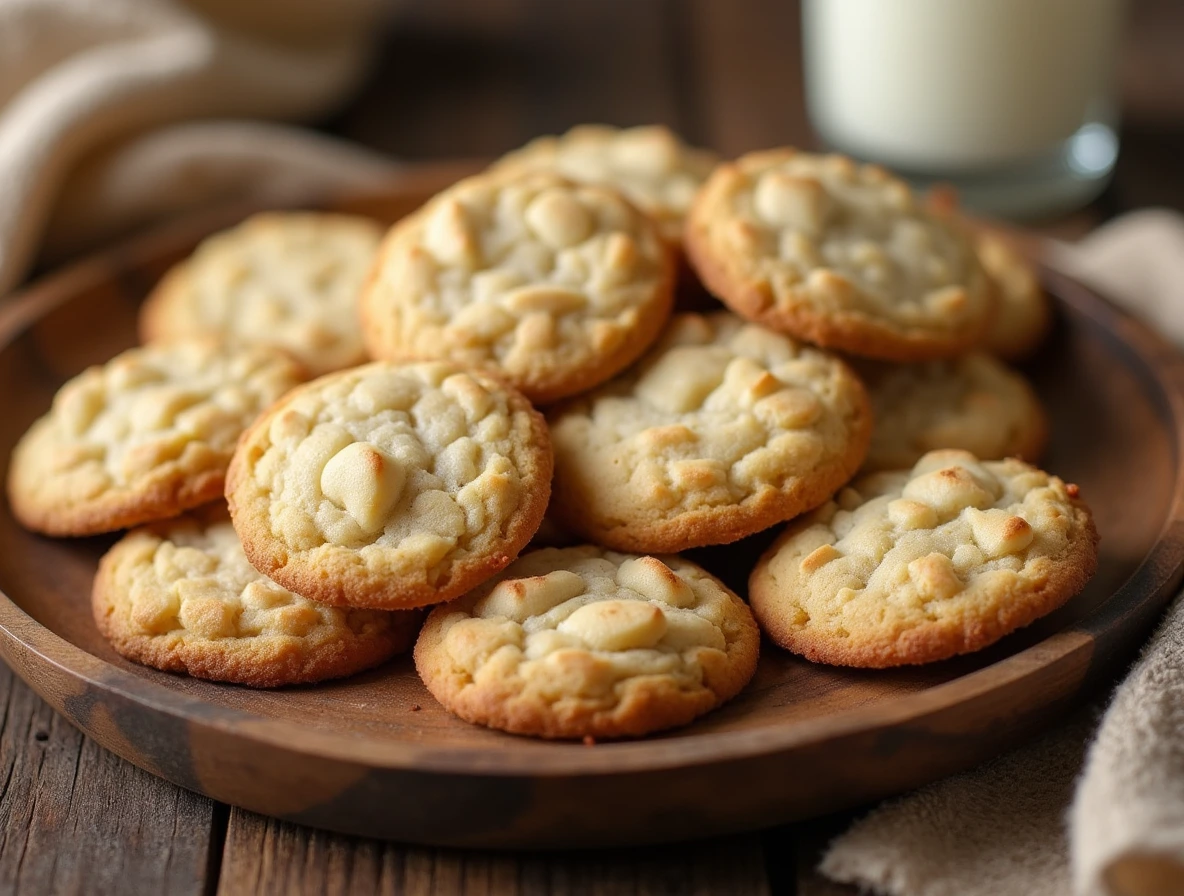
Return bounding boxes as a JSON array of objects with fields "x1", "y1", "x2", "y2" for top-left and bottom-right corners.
[
  {"x1": 0, "y1": 0, "x2": 400, "y2": 296},
  {"x1": 817, "y1": 209, "x2": 1184, "y2": 896}
]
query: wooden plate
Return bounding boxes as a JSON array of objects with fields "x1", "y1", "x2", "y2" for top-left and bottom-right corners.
[{"x1": 2, "y1": 168, "x2": 1183, "y2": 849}]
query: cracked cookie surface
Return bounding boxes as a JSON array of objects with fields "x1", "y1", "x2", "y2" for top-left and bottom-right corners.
[
  {"x1": 491, "y1": 124, "x2": 719, "y2": 244},
  {"x1": 94, "y1": 505, "x2": 417, "y2": 686},
  {"x1": 685, "y1": 149, "x2": 994, "y2": 361},
  {"x1": 415, "y1": 546, "x2": 759, "y2": 738},
  {"x1": 361, "y1": 170, "x2": 674, "y2": 404},
  {"x1": 547, "y1": 312, "x2": 871, "y2": 552},
  {"x1": 141, "y1": 212, "x2": 382, "y2": 376},
  {"x1": 226, "y1": 360, "x2": 553, "y2": 610},
  {"x1": 8, "y1": 340, "x2": 304, "y2": 536},
  {"x1": 857, "y1": 353, "x2": 1047, "y2": 472},
  {"x1": 749, "y1": 450, "x2": 1098, "y2": 667}
]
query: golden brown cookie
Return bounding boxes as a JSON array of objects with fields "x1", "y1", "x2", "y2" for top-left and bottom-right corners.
[
  {"x1": 685, "y1": 149, "x2": 995, "y2": 361},
  {"x1": 547, "y1": 312, "x2": 872, "y2": 552},
  {"x1": 93, "y1": 505, "x2": 417, "y2": 687},
  {"x1": 415, "y1": 546, "x2": 759, "y2": 739},
  {"x1": 749, "y1": 450, "x2": 1098, "y2": 667},
  {"x1": 857, "y1": 353, "x2": 1047, "y2": 472},
  {"x1": 8, "y1": 340, "x2": 304, "y2": 536},
  {"x1": 361, "y1": 170, "x2": 675, "y2": 404},
  {"x1": 977, "y1": 232, "x2": 1052, "y2": 360},
  {"x1": 490, "y1": 124, "x2": 719, "y2": 245},
  {"x1": 226, "y1": 360, "x2": 553, "y2": 610},
  {"x1": 141, "y1": 212, "x2": 382, "y2": 376}
]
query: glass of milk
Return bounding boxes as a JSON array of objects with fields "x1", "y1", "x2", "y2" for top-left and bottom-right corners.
[{"x1": 802, "y1": 0, "x2": 1126, "y2": 218}]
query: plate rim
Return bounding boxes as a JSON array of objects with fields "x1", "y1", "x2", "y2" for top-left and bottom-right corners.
[{"x1": 2, "y1": 189, "x2": 1183, "y2": 781}]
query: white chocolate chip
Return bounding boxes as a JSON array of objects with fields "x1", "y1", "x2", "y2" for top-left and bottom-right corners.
[
  {"x1": 478, "y1": 570, "x2": 587, "y2": 622},
  {"x1": 559, "y1": 599, "x2": 668, "y2": 651},
  {"x1": 524, "y1": 189, "x2": 592, "y2": 249},
  {"x1": 320, "y1": 442, "x2": 405, "y2": 535},
  {"x1": 616, "y1": 556, "x2": 696, "y2": 607},
  {"x1": 968, "y1": 508, "x2": 1035, "y2": 557},
  {"x1": 754, "y1": 172, "x2": 831, "y2": 234},
  {"x1": 888, "y1": 499, "x2": 938, "y2": 530},
  {"x1": 633, "y1": 345, "x2": 731, "y2": 414},
  {"x1": 907, "y1": 553, "x2": 963, "y2": 601},
  {"x1": 424, "y1": 199, "x2": 477, "y2": 265},
  {"x1": 901, "y1": 466, "x2": 995, "y2": 518}
]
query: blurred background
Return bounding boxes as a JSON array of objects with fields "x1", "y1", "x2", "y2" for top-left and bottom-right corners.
[{"x1": 327, "y1": 0, "x2": 1183, "y2": 220}]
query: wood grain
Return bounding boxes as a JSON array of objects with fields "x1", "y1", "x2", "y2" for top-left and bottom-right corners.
[
  {"x1": 0, "y1": 662, "x2": 217, "y2": 896},
  {"x1": 218, "y1": 808, "x2": 770, "y2": 896}
]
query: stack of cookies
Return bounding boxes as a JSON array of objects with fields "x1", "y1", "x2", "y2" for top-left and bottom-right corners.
[{"x1": 6, "y1": 125, "x2": 1099, "y2": 742}]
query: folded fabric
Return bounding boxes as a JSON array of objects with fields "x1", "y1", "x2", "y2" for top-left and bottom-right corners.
[
  {"x1": 0, "y1": 0, "x2": 397, "y2": 296},
  {"x1": 819, "y1": 210, "x2": 1184, "y2": 896}
]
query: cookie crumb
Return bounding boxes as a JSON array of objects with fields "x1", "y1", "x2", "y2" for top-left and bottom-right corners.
[
  {"x1": 410, "y1": 704, "x2": 421, "y2": 712},
  {"x1": 1067, "y1": 483, "x2": 1080, "y2": 497},
  {"x1": 583, "y1": 735, "x2": 596, "y2": 746}
]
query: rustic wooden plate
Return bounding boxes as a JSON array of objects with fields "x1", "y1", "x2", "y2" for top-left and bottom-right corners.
[{"x1": 1, "y1": 167, "x2": 1183, "y2": 850}]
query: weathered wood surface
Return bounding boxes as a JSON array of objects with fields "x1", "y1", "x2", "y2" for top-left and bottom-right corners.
[
  {"x1": 0, "y1": 663, "x2": 218, "y2": 896},
  {"x1": 217, "y1": 809, "x2": 772, "y2": 896}
]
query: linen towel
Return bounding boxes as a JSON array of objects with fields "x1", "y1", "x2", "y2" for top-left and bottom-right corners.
[
  {"x1": 819, "y1": 210, "x2": 1184, "y2": 896},
  {"x1": 0, "y1": 0, "x2": 400, "y2": 296}
]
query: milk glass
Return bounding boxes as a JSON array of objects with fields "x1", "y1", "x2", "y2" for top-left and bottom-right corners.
[{"x1": 802, "y1": 0, "x2": 1126, "y2": 218}]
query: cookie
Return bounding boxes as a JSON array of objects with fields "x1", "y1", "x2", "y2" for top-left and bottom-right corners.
[
  {"x1": 547, "y1": 312, "x2": 872, "y2": 552},
  {"x1": 140, "y1": 212, "x2": 382, "y2": 377},
  {"x1": 360, "y1": 170, "x2": 675, "y2": 404},
  {"x1": 977, "y1": 232, "x2": 1052, "y2": 360},
  {"x1": 414, "y1": 546, "x2": 759, "y2": 738},
  {"x1": 8, "y1": 340, "x2": 304, "y2": 536},
  {"x1": 93, "y1": 505, "x2": 417, "y2": 687},
  {"x1": 226, "y1": 360, "x2": 553, "y2": 610},
  {"x1": 749, "y1": 450, "x2": 1098, "y2": 667},
  {"x1": 857, "y1": 353, "x2": 1047, "y2": 473},
  {"x1": 491, "y1": 124, "x2": 719, "y2": 245},
  {"x1": 684, "y1": 149, "x2": 995, "y2": 361}
]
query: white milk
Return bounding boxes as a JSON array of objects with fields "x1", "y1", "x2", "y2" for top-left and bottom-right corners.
[{"x1": 803, "y1": 0, "x2": 1126, "y2": 173}]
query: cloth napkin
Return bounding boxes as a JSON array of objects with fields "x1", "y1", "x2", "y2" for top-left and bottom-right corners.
[
  {"x1": 816, "y1": 209, "x2": 1184, "y2": 896},
  {"x1": 0, "y1": 0, "x2": 400, "y2": 296}
]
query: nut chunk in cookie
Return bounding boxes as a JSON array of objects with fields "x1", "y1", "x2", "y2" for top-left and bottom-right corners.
[
  {"x1": 685, "y1": 149, "x2": 994, "y2": 361},
  {"x1": 548, "y1": 312, "x2": 872, "y2": 553},
  {"x1": 93, "y1": 506, "x2": 417, "y2": 687},
  {"x1": 7, "y1": 340, "x2": 304, "y2": 536},
  {"x1": 415, "y1": 546, "x2": 759, "y2": 739},
  {"x1": 750, "y1": 450, "x2": 1099, "y2": 667},
  {"x1": 140, "y1": 212, "x2": 383, "y2": 377},
  {"x1": 226, "y1": 361, "x2": 553, "y2": 610},
  {"x1": 361, "y1": 170, "x2": 675, "y2": 404}
]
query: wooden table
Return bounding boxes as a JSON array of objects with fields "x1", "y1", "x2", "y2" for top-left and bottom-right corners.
[{"x1": 3, "y1": 1, "x2": 1182, "y2": 892}]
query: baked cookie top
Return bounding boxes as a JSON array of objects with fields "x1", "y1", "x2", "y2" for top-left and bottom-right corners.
[
  {"x1": 684, "y1": 149, "x2": 994, "y2": 361},
  {"x1": 858, "y1": 353, "x2": 1047, "y2": 473},
  {"x1": 140, "y1": 212, "x2": 382, "y2": 376},
  {"x1": 977, "y1": 232, "x2": 1051, "y2": 361},
  {"x1": 548, "y1": 312, "x2": 872, "y2": 552},
  {"x1": 361, "y1": 170, "x2": 674, "y2": 404},
  {"x1": 491, "y1": 124, "x2": 720, "y2": 243},
  {"x1": 93, "y1": 506, "x2": 416, "y2": 687},
  {"x1": 7, "y1": 340, "x2": 304, "y2": 536},
  {"x1": 414, "y1": 546, "x2": 759, "y2": 739},
  {"x1": 226, "y1": 360, "x2": 553, "y2": 610},
  {"x1": 749, "y1": 450, "x2": 1098, "y2": 667}
]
